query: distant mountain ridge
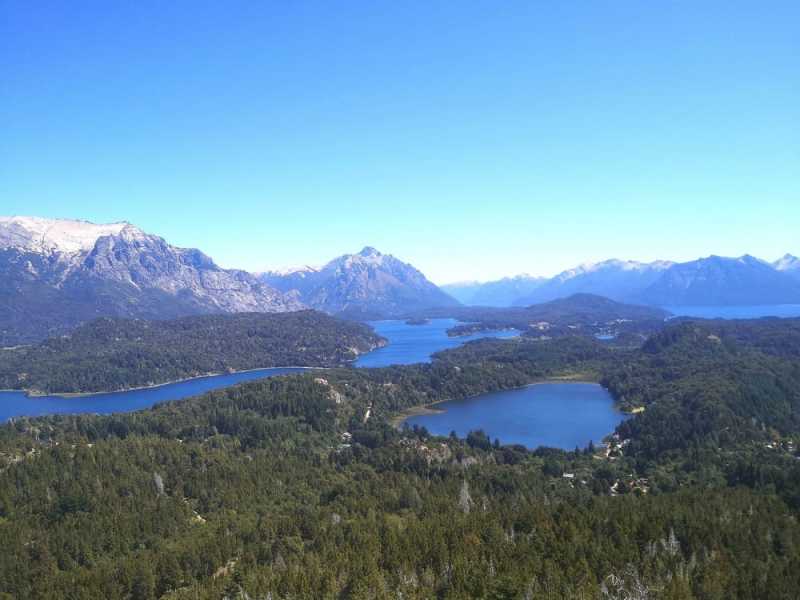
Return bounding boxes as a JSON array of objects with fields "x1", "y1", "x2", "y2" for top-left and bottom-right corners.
[
  {"x1": 4, "y1": 216, "x2": 799, "y2": 345},
  {"x1": 636, "y1": 254, "x2": 800, "y2": 306},
  {"x1": 442, "y1": 274, "x2": 546, "y2": 307},
  {"x1": 513, "y1": 259, "x2": 674, "y2": 306},
  {"x1": 262, "y1": 246, "x2": 459, "y2": 318},
  {"x1": 1, "y1": 217, "x2": 460, "y2": 344},
  {"x1": 456, "y1": 254, "x2": 800, "y2": 308},
  {"x1": 0, "y1": 216, "x2": 302, "y2": 345}
]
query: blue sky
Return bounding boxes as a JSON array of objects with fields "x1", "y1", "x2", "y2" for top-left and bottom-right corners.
[{"x1": 2, "y1": 1, "x2": 798, "y2": 283}]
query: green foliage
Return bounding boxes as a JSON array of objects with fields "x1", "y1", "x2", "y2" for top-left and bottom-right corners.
[
  {"x1": 0, "y1": 311, "x2": 383, "y2": 393},
  {"x1": 1, "y1": 318, "x2": 800, "y2": 597}
]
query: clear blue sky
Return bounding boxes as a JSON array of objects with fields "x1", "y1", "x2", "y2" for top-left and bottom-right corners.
[{"x1": 2, "y1": 1, "x2": 798, "y2": 283}]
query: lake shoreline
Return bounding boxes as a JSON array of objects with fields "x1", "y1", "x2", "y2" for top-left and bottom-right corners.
[
  {"x1": 390, "y1": 375, "x2": 603, "y2": 429},
  {"x1": 394, "y1": 377, "x2": 627, "y2": 450}
]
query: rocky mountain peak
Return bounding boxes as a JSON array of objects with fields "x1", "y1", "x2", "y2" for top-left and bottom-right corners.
[
  {"x1": 262, "y1": 247, "x2": 459, "y2": 317},
  {"x1": 358, "y1": 246, "x2": 381, "y2": 257},
  {"x1": 774, "y1": 253, "x2": 800, "y2": 270}
]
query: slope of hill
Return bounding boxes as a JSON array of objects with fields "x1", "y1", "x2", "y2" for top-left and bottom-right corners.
[
  {"x1": 262, "y1": 247, "x2": 459, "y2": 318},
  {"x1": 0, "y1": 216, "x2": 302, "y2": 345}
]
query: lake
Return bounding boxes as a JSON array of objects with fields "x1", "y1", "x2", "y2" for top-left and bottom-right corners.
[
  {"x1": 665, "y1": 305, "x2": 800, "y2": 319},
  {"x1": 403, "y1": 382, "x2": 628, "y2": 450},
  {"x1": 354, "y1": 319, "x2": 519, "y2": 368},
  {"x1": 0, "y1": 319, "x2": 518, "y2": 422},
  {"x1": 0, "y1": 367, "x2": 308, "y2": 422}
]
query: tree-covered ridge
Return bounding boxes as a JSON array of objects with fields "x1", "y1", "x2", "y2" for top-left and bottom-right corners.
[
  {"x1": 1, "y1": 319, "x2": 800, "y2": 598},
  {"x1": 0, "y1": 311, "x2": 385, "y2": 394},
  {"x1": 414, "y1": 293, "x2": 669, "y2": 341}
]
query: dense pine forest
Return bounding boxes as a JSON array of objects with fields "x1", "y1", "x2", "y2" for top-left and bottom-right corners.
[
  {"x1": 0, "y1": 312, "x2": 384, "y2": 394},
  {"x1": 1, "y1": 319, "x2": 800, "y2": 598}
]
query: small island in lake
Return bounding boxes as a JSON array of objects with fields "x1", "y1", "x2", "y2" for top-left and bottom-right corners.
[{"x1": 405, "y1": 318, "x2": 431, "y2": 326}]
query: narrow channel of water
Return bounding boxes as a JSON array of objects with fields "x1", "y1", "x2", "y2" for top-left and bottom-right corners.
[
  {"x1": 355, "y1": 319, "x2": 519, "y2": 368},
  {"x1": 0, "y1": 367, "x2": 309, "y2": 422}
]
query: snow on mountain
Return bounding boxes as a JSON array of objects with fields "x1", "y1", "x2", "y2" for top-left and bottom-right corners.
[
  {"x1": 0, "y1": 216, "x2": 135, "y2": 255},
  {"x1": 774, "y1": 254, "x2": 800, "y2": 278},
  {"x1": 552, "y1": 259, "x2": 674, "y2": 282},
  {"x1": 0, "y1": 216, "x2": 303, "y2": 345},
  {"x1": 514, "y1": 259, "x2": 674, "y2": 305},
  {"x1": 261, "y1": 265, "x2": 320, "y2": 277},
  {"x1": 333, "y1": 246, "x2": 389, "y2": 271}
]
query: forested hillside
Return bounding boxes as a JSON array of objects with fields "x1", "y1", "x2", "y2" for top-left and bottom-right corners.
[
  {"x1": 0, "y1": 311, "x2": 384, "y2": 393},
  {"x1": 1, "y1": 319, "x2": 799, "y2": 598}
]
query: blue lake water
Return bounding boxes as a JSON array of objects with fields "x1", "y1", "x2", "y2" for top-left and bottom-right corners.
[
  {"x1": 0, "y1": 367, "x2": 308, "y2": 422},
  {"x1": 0, "y1": 319, "x2": 518, "y2": 422},
  {"x1": 404, "y1": 382, "x2": 628, "y2": 450},
  {"x1": 665, "y1": 305, "x2": 800, "y2": 319},
  {"x1": 354, "y1": 319, "x2": 519, "y2": 368}
]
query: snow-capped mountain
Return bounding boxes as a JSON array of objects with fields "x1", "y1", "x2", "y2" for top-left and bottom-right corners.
[
  {"x1": 262, "y1": 246, "x2": 459, "y2": 317},
  {"x1": 0, "y1": 216, "x2": 302, "y2": 345},
  {"x1": 774, "y1": 254, "x2": 800, "y2": 279},
  {"x1": 513, "y1": 259, "x2": 674, "y2": 306},
  {"x1": 0, "y1": 216, "x2": 134, "y2": 255}
]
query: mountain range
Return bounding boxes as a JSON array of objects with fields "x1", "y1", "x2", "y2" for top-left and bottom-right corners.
[
  {"x1": 0, "y1": 217, "x2": 309, "y2": 345},
  {"x1": 0, "y1": 217, "x2": 457, "y2": 344},
  {"x1": 2, "y1": 216, "x2": 799, "y2": 345},
  {"x1": 457, "y1": 255, "x2": 800, "y2": 308},
  {"x1": 442, "y1": 275, "x2": 547, "y2": 306}
]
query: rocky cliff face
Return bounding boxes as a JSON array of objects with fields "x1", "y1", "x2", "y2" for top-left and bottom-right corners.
[{"x1": 0, "y1": 216, "x2": 302, "y2": 344}]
